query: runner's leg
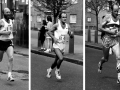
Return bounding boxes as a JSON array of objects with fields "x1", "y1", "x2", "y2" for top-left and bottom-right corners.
[
  {"x1": 6, "y1": 46, "x2": 14, "y2": 81},
  {"x1": 112, "y1": 43, "x2": 120, "y2": 83}
]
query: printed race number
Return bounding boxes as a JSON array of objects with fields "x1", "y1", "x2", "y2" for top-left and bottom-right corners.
[
  {"x1": 7, "y1": 25, "x2": 12, "y2": 31},
  {"x1": 59, "y1": 35, "x2": 65, "y2": 43}
]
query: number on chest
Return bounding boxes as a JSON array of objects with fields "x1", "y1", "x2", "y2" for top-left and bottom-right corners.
[{"x1": 59, "y1": 35, "x2": 65, "y2": 41}]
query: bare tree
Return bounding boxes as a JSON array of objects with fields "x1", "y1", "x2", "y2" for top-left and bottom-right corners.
[
  {"x1": 86, "y1": 0, "x2": 108, "y2": 43},
  {"x1": 86, "y1": 0, "x2": 108, "y2": 30},
  {"x1": 33, "y1": 0, "x2": 72, "y2": 23},
  {"x1": 115, "y1": 0, "x2": 120, "y2": 4}
]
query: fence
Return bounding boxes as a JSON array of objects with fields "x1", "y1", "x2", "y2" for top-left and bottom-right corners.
[
  {"x1": 13, "y1": 12, "x2": 29, "y2": 48},
  {"x1": 85, "y1": 26, "x2": 102, "y2": 44}
]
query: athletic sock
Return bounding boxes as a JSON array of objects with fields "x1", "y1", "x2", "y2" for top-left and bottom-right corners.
[{"x1": 8, "y1": 72, "x2": 12, "y2": 77}]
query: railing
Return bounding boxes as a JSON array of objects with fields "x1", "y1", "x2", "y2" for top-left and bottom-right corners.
[{"x1": 85, "y1": 26, "x2": 102, "y2": 44}]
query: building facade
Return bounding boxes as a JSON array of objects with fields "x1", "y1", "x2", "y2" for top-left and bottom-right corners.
[{"x1": 31, "y1": 0, "x2": 83, "y2": 35}]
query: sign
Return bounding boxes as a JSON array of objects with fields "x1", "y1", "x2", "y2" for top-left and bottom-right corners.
[
  {"x1": 70, "y1": 14, "x2": 77, "y2": 23},
  {"x1": 37, "y1": 15, "x2": 42, "y2": 23}
]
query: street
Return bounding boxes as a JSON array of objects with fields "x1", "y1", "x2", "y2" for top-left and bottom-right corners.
[
  {"x1": 0, "y1": 53, "x2": 28, "y2": 90},
  {"x1": 86, "y1": 47, "x2": 120, "y2": 90},
  {"x1": 31, "y1": 53, "x2": 83, "y2": 90}
]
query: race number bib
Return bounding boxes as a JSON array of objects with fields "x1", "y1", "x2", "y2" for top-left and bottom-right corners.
[
  {"x1": 59, "y1": 35, "x2": 65, "y2": 43},
  {"x1": 7, "y1": 25, "x2": 12, "y2": 31}
]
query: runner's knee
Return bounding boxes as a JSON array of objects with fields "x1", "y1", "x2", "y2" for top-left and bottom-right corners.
[
  {"x1": 116, "y1": 56, "x2": 120, "y2": 60},
  {"x1": 59, "y1": 57, "x2": 63, "y2": 61},
  {"x1": 101, "y1": 57, "x2": 108, "y2": 62},
  {"x1": 8, "y1": 56, "x2": 13, "y2": 62}
]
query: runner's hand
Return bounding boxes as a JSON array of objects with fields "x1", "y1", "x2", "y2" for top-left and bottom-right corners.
[
  {"x1": 69, "y1": 31, "x2": 74, "y2": 38},
  {"x1": 6, "y1": 31, "x2": 11, "y2": 35},
  {"x1": 53, "y1": 38, "x2": 59, "y2": 44}
]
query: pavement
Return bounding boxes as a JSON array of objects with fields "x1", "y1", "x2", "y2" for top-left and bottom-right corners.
[
  {"x1": 31, "y1": 30, "x2": 83, "y2": 65},
  {"x1": 14, "y1": 45, "x2": 28, "y2": 56}
]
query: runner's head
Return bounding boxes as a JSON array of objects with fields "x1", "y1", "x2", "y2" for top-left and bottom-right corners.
[
  {"x1": 59, "y1": 12, "x2": 67, "y2": 23},
  {"x1": 3, "y1": 7, "x2": 11, "y2": 20},
  {"x1": 111, "y1": 4, "x2": 119, "y2": 18}
]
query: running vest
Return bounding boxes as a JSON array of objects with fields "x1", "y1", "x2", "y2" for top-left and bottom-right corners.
[
  {"x1": 0, "y1": 18, "x2": 13, "y2": 41},
  {"x1": 105, "y1": 14, "x2": 119, "y2": 32},
  {"x1": 54, "y1": 20, "x2": 68, "y2": 43}
]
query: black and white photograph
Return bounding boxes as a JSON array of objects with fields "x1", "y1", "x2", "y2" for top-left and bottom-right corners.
[
  {"x1": 0, "y1": 0, "x2": 29, "y2": 90},
  {"x1": 31, "y1": 0, "x2": 83, "y2": 90},
  {"x1": 85, "y1": 0, "x2": 120, "y2": 90}
]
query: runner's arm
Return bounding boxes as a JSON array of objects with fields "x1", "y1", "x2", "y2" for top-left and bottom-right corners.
[
  {"x1": 47, "y1": 23, "x2": 59, "y2": 43},
  {"x1": 99, "y1": 15, "x2": 116, "y2": 35},
  {"x1": 0, "y1": 20, "x2": 11, "y2": 35}
]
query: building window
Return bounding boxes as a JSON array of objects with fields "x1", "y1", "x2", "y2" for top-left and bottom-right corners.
[
  {"x1": 87, "y1": 17, "x2": 91, "y2": 23},
  {"x1": 87, "y1": 0, "x2": 91, "y2": 2},
  {"x1": 87, "y1": 8, "x2": 91, "y2": 12},
  {"x1": 26, "y1": 0, "x2": 29, "y2": 4},
  {"x1": 71, "y1": 0, "x2": 78, "y2": 4},
  {"x1": 70, "y1": 14, "x2": 77, "y2": 23},
  {"x1": 22, "y1": 0, "x2": 25, "y2": 2},
  {"x1": 37, "y1": 15, "x2": 42, "y2": 23}
]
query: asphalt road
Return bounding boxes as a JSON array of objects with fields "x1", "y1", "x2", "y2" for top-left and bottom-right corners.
[
  {"x1": 31, "y1": 53, "x2": 83, "y2": 90},
  {"x1": 86, "y1": 47, "x2": 120, "y2": 90}
]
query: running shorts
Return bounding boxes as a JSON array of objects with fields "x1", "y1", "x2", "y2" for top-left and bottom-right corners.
[
  {"x1": 53, "y1": 42, "x2": 65, "y2": 52},
  {"x1": 0, "y1": 40, "x2": 14, "y2": 51},
  {"x1": 102, "y1": 35, "x2": 118, "y2": 48}
]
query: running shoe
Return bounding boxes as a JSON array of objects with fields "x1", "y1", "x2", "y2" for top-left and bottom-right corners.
[
  {"x1": 7, "y1": 75, "x2": 14, "y2": 82},
  {"x1": 46, "y1": 69, "x2": 51, "y2": 78},
  {"x1": 44, "y1": 49, "x2": 51, "y2": 53},
  {"x1": 98, "y1": 61, "x2": 102, "y2": 73},
  {"x1": 55, "y1": 69, "x2": 61, "y2": 80},
  {"x1": 116, "y1": 64, "x2": 120, "y2": 73}
]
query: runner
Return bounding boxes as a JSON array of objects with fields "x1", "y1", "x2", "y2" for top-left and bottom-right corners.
[
  {"x1": 0, "y1": 8, "x2": 16, "y2": 81},
  {"x1": 98, "y1": 4, "x2": 120, "y2": 84},
  {"x1": 46, "y1": 12, "x2": 74, "y2": 80}
]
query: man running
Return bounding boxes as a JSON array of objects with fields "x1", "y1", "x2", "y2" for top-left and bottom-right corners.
[
  {"x1": 0, "y1": 8, "x2": 15, "y2": 81},
  {"x1": 46, "y1": 12, "x2": 74, "y2": 80},
  {"x1": 98, "y1": 4, "x2": 120, "y2": 84}
]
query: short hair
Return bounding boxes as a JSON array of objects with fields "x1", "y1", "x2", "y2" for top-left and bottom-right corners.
[
  {"x1": 47, "y1": 16, "x2": 52, "y2": 22},
  {"x1": 42, "y1": 20, "x2": 47, "y2": 25},
  {"x1": 58, "y1": 12, "x2": 67, "y2": 19}
]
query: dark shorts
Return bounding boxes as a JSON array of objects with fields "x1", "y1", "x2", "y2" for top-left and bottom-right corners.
[{"x1": 0, "y1": 40, "x2": 14, "y2": 51}]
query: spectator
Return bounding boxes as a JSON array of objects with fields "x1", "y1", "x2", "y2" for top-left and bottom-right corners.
[{"x1": 39, "y1": 20, "x2": 47, "y2": 50}]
